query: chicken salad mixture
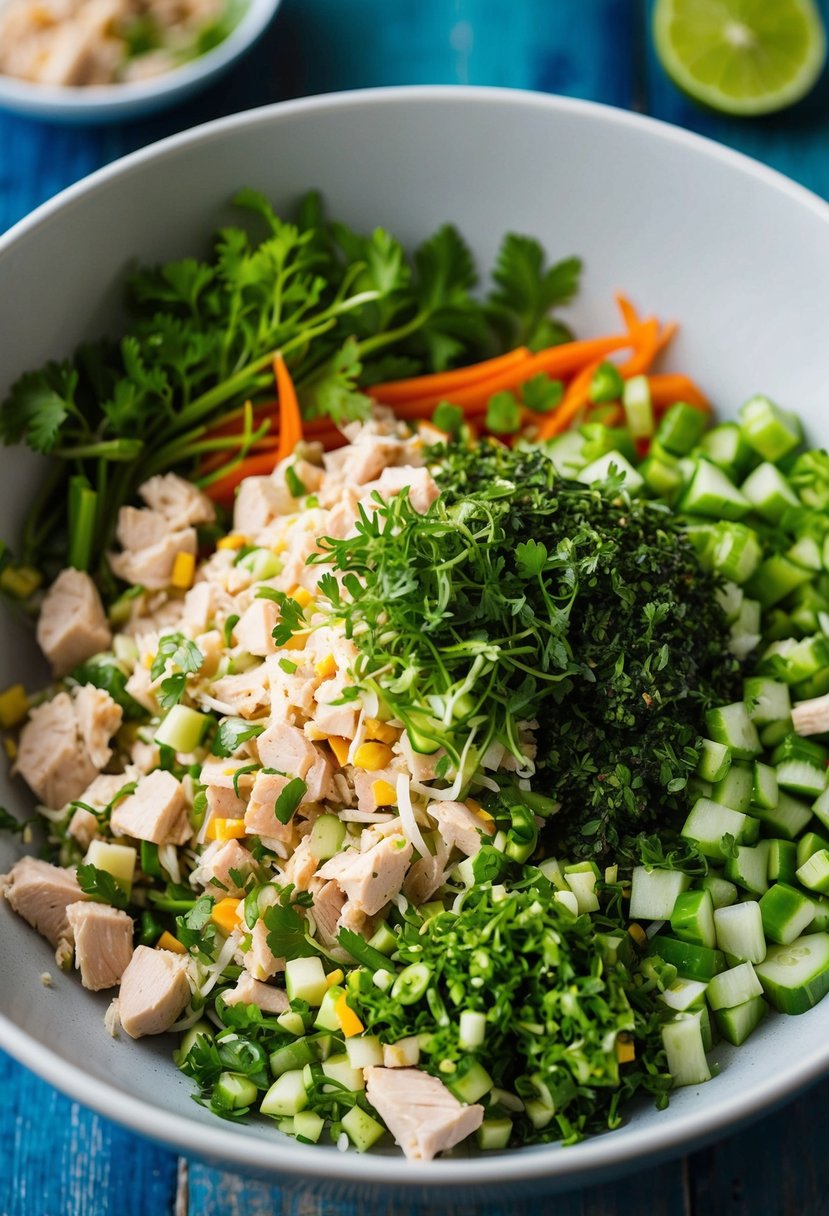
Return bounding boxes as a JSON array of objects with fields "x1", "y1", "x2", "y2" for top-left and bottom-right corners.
[
  {"x1": 0, "y1": 0, "x2": 244, "y2": 87},
  {"x1": 4, "y1": 192, "x2": 829, "y2": 1161}
]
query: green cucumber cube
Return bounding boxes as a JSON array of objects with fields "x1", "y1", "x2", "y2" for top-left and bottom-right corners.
[
  {"x1": 752, "y1": 762, "x2": 779, "y2": 810},
  {"x1": 743, "y1": 676, "x2": 792, "y2": 726},
  {"x1": 341, "y1": 1106, "x2": 386, "y2": 1152},
  {"x1": 661, "y1": 1011, "x2": 711, "y2": 1086},
  {"x1": 740, "y1": 462, "x2": 799, "y2": 523},
  {"x1": 796, "y1": 848, "x2": 829, "y2": 895},
  {"x1": 680, "y1": 798, "x2": 751, "y2": 860},
  {"x1": 629, "y1": 866, "x2": 690, "y2": 922},
  {"x1": 696, "y1": 739, "x2": 732, "y2": 784},
  {"x1": 723, "y1": 841, "x2": 770, "y2": 896},
  {"x1": 707, "y1": 961, "x2": 763, "y2": 1011},
  {"x1": 680, "y1": 460, "x2": 750, "y2": 521},
  {"x1": 755, "y1": 932, "x2": 829, "y2": 1014},
  {"x1": 577, "y1": 450, "x2": 644, "y2": 493},
  {"x1": 759, "y1": 883, "x2": 816, "y2": 945},
  {"x1": 476, "y1": 1118, "x2": 514, "y2": 1151},
  {"x1": 713, "y1": 901, "x2": 766, "y2": 963},
  {"x1": 749, "y1": 791, "x2": 813, "y2": 841},
  {"x1": 701, "y1": 875, "x2": 738, "y2": 909},
  {"x1": 705, "y1": 703, "x2": 761, "y2": 759},
  {"x1": 260, "y1": 1070, "x2": 308, "y2": 1118},
  {"x1": 738, "y1": 395, "x2": 802, "y2": 462},
  {"x1": 713, "y1": 995, "x2": 767, "y2": 1046},
  {"x1": 670, "y1": 889, "x2": 716, "y2": 948},
  {"x1": 712, "y1": 763, "x2": 754, "y2": 813},
  {"x1": 797, "y1": 831, "x2": 829, "y2": 869},
  {"x1": 648, "y1": 935, "x2": 725, "y2": 981},
  {"x1": 767, "y1": 838, "x2": 798, "y2": 885}
]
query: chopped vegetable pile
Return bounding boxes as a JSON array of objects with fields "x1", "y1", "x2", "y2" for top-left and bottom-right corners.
[{"x1": 3, "y1": 192, "x2": 829, "y2": 1163}]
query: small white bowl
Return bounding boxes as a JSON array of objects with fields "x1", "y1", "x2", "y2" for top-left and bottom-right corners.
[{"x1": 0, "y1": 0, "x2": 281, "y2": 123}]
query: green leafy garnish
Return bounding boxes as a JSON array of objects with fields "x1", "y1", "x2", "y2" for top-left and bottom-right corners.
[
  {"x1": 212, "y1": 718, "x2": 266, "y2": 758},
  {"x1": 76, "y1": 863, "x2": 129, "y2": 910},
  {"x1": 151, "y1": 633, "x2": 204, "y2": 709},
  {"x1": 264, "y1": 886, "x2": 319, "y2": 960},
  {"x1": 274, "y1": 778, "x2": 308, "y2": 825}
]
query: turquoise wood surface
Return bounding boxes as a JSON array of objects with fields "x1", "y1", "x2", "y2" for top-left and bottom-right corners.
[{"x1": 3, "y1": 1, "x2": 829, "y2": 1211}]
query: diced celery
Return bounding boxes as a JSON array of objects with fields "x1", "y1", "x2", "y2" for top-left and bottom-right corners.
[
  {"x1": 738, "y1": 395, "x2": 802, "y2": 462},
  {"x1": 622, "y1": 375, "x2": 654, "y2": 439},
  {"x1": 293, "y1": 1110, "x2": 325, "y2": 1144},
  {"x1": 705, "y1": 703, "x2": 761, "y2": 759},
  {"x1": 680, "y1": 798, "x2": 751, "y2": 860},
  {"x1": 661, "y1": 1011, "x2": 711, "y2": 1086},
  {"x1": 321, "y1": 1053, "x2": 365, "y2": 1092},
  {"x1": 648, "y1": 935, "x2": 725, "y2": 981},
  {"x1": 448, "y1": 1061, "x2": 494, "y2": 1104},
  {"x1": 712, "y1": 763, "x2": 754, "y2": 813},
  {"x1": 345, "y1": 1035, "x2": 384, "y2": 1069},
  {"x1": 656, "y1": 401, "x2": 707, "y2": 456},
  {"x1": 269, "y1": 1038, "x2": 318, "y2": 1077},
  {"x1": 797, "y1": 831, "x2": 829, "y2": 869},
  {"x1": 680, "y1": 459, "x2": 750, "y2": 520},
  {"x1": 659, "y1": 977, "x2": 709, "y2": 1012},
  {"x1": 744, "y1": 676, "x2": 792, "y2": 726},
  {"x1": 710, "y1": 523, "x2": 762, "y2": 584},
  {"x1": 670, "y1": 888, "x2": 716, "y2": 948},
  {"x1": 749, "y1": 791, "x2": 812, "y2": 841},
  {"x1": 629, "y1": 866, "x2": 690, "y2": 921},
  {"x1": 723, "y1": 841, "x2": 770, "y2": 896},
  {"x1": 776, "y1": 758, "x2": 827, "y2": 799},
  {"x1": 701, "y1": 875, "x2": 738, "y2": 909},
  {"x1": 476, "y1": 1118, "x2": 514, "y2": 1151},
  {"x1": 699, "y1": 423, "x2": 755, "y2": 476},
  {"x1": 740, "y1": 462, "x2": 799, "y2": 523},
  {"x1": 745, "y1": 555, "x2": 812, "y2": 609},
  {"x1": 767, "y1": 838, "x2": 798, "y2": 885},
  {"x1": 696, "y1": 739, "x2": 732, "y2": 784},
  {"x1": 752, "y1": 761, "x2": 779, "y2": 810},
  {"x1": 796, "y1": 848, "x2": 829, "y2": 896},
  {"x1": 707, "y1": 961, "x2": 763, "y2": 1011}
]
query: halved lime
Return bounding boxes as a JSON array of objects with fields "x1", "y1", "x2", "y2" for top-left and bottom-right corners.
[{"x1": 653, "y1": 0, "x2": 827, "y2": 116}]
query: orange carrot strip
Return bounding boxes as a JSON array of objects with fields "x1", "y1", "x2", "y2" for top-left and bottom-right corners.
[
  {"x1": 389, "y1": 333, "x2": 634, "y2": 417},
  {"x1": 369, "y1": 347, "x2": 532, "y2": 404},
  {"x1": 648, "y1": 374, "x2": 710, "y2": 412},
  {"x1": 274, "y1": 354, "x2": 304, "y2": 463},
  {"x1": 615, "y1": 293, "x2": 641, "y2": 333},
  {"x1": 203, "y1": 451, "x2": 286, "y2": 502},
  {"x1": 618, "y1": 318, "x2": 661, "y2": 378}
]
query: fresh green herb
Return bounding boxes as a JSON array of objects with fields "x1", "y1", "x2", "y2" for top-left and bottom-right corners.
[
  {"x1": 223, "y1": 614, "x2": 240, "y2": 647},
  {"x1": 71, "y1": 660, "x2": 147, "y2": 721},
  {"x1": 285, "y1": 465, "x2": 307, "y2": 498},
  {"x1": 76, "y1": 863, "x2": 129, "y2": 910},
  {"x1": 485, "y1": 391, "x2": 521, "y2": 435},
  {"x1": 432, "y1": 401, "x2": 465, "y2": 436},
  {"x1": 151, "y1": 633, "x2": 204, "y2": 709},
  {"x1": 337, "y1": 926, "x2": 393, "y2": 972},
  {"x1": 212, "y1": 718, "x2": 266, "y2": 758},
  {"x1": 274, "y1": 778, "x2": 308, "y2": 826},
  {"x1": 264, "y1": 885, "x2": 319, "y2": 960},
  {"x1": 522, "y1": 374, "x2": 564, "y2": 414},
  {"x1": 0, "y1": 806, "x2": 34, "y2": 836},
  {"x1": 176, "y1": 896, "x2": 217, "y2": 960},
  {"x1": 589, "y1": 362, "x2": 625, "y2": 404}
]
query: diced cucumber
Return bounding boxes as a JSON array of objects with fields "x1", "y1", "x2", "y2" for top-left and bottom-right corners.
[
  {"x1": 740, "y1": 462, "x2": 799, "y2": 523},
  {"x1": 308, "y1": 814, "x2": 346, "y2": 861},
  {"x1": 629, "y1": 866, "x2": 690, "y2": 921},
  {"x1": 751, "y1": 762, "x2": 779, "y2": 811},
  {"x1": 710, "y1": 523, "x2": 762, "y2": 584},
  {"x1": 812, "y1": 785, "x2": 829, "y2": 834},
  {"x1": 639, "y1": 452, "x2": 684, "y2": 500},
  {"x1": 723, "y1": 842, "x2": 769, "y2": 896},
  {"x1": 314, "y1": 985, "x2": 345, "y2": 1032},
  {"x1": 810, "y1": 897, "x2": 829, "y2": 932},
  {"x1": 154, "y1": 704, "x2": 210, "y2": 753},
  {"x1": 321, "y1": 1053, "x2": 365, "y2": 1092},
  {"x1": 680, "y1": 460, "x2": 750, "y2": 520},
  {"x1": 661, "y1": 1011, "x2": 711, "y2": 1086},
  {"x1": 476, "y1": 1118, "x2": 514, "y2": 1151},
  {"x1": 260, "y1": 1070, "x2": 308, "y2": 1117},
  {"x1": 622, "y1": 375, "x2": 654, "y2": 439},
  {"x1": 712, "y1": 763, "x2": 754, "y2": 813},
  {"x1": 701, "y1": 875, "x2": 738, "y2": 909},
  {"x1": 696, "y1": 739, "x2": 732, "y2": 784},
  {"x1": 563, "y1": 864, "x2": 600, "y2": 913},
  {"x1": 745, "y1": 555, "x2": 812, "y2": 609},
  {"x1": 215, "y1": 1072, "x2": 258, "y2": 1110},
  {"x1": 659, "y1": 977, "x2": 709, "y2": 1012},
  {"x1": 705, "y1": 703, "x2": 761, "y2": 759},
  {"x1": 713, "y1": 995, "x2": 767, "y2": 1046},
  {"x1": 293, "y1": 1110, "x2": 325, "y2": 1144},
  {"x1": 577, "y1": 450, "x2": 644, "y2": 493},
  {"x1": 744, "y1": 676, "x2": 792, "y2": 726},
  {"x1": 680, "y1": 798, "x2": 751, "y2": 860},
  {"x1": 543, "y1": 429, "x2": 588, "y2": 476},
  {"x1": 713, "y1": 901, "x2": 766, "y2": 963},
  {"x1": 797, "y1": 831, "x2": 829, "y2": 869},
  {"x1": 738, "y1": 395, "x2": 802, "y2": 462},
  {"x1": 755, "y1": 932, "x2": 829, "y2": 1014},
  {"x1": 767, "y1": 838, "x2": 798, "y2": 885},
  {"x1": 285, "y1": 957, "x2": 328, "y2": 1007},
  {"x1": 776, "y1": 759, "x2": 827, "y2": 799},
  {"x1": 237, "y1": 548, "x2": 283, "y2": 581},
  {"x1": 276, "y1": 1010, "x2": 306, "y2": 1037},
  {"x1": 656, "y1": 401, "x2": 707, "y2": 456},
  {"x1": 648, "y1": 935, "x2": 725, "y2": 981},
  {"x1": 749, "y1": 791, "x2": 813, "y2": 841},
  {"x1": 448, "y1": 1061, "x2": 494, "y2": 1104},
  {"x1": 707, "y1": 962, "x2": 763, "y2": 1011},
  {"x1": 367, "y1": 922, "x2": 398, "y2": 956},
  {"x1": 670, "y1": 889, "x2": 716, "y2": 949},
  {"x1": 341, "y1": 1106, "x2": 386, "y2": 1152},
  {"x1": 759, "y1": 883, "x2": 816, "y2": 945},
  {"x1": 345, "y1": 1035, "x2": 384, "y2": 1069},
  {"x1": 699, "y1": 423, "x2": 755, "y2": 476},
  {"x1": 83, "y1": 840, "x2": 136, "y2": 898},
  {"x1": 177, "y1": 1020, "x2": 213, "y2": 1063},
  {"x1": 760, "y1": 719, "x2": 794, "y2": 748},
  {"x1": 269, "y1": 1038, "x2": 318, "y2": 1077},
  {"x1": 796, "y1": 848, "x2": 829, "y2": 896}
]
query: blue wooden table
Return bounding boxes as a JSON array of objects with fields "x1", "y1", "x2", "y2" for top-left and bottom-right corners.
[{"x1": 4, "y1": 2, "x2": 829, "y2": 1211}]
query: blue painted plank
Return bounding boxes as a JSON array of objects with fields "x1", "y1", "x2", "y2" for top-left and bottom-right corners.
[
  {"x1": 643, "y1": 0, "x2": 829, "y2": 200},
  {"x1": 0, "y1": 1049, "x2": 179, "y2": 1216}
]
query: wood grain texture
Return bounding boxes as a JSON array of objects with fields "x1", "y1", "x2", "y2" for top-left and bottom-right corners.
[{"x1": 3, "y1": 1, "x2": 829, "y2": 1213}]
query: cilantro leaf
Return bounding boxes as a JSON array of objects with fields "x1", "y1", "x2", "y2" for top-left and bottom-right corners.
[
  {"x1": 264, "y1": 886, "x2": 319, "y2": 961},
  {"x1": 274, "y1": 778, "x2": 308, "y2": 826},
  {"x1": 521, "y1": 374, "x2": 564, "y2": 414},
  {"x1": 0, "y1": 365, "x2": 76, "y2": 452},
  {"x1": 487, "y1": 234, "x2": 581, "y2": 347},
  {"x1": 76, "y1": 863, "x2": 129, "y2": 910},
  {"x1": 151, "y1": 634, "x2": 204, "y2": 707},
  {"x1": 515, "y1": 539, "x2": 548, "y2": 579},
  {"x1": 212, "y1": 717, "x2": 266, "y2": 758}
]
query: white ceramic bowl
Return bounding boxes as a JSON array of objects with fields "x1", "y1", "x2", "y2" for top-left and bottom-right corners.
[
  {"x1": 1, "y1": 87, "x2": 829, "y2": 1198},
  {"x1": 0, "y1": 0, "x2": 280, "y2": 122}
]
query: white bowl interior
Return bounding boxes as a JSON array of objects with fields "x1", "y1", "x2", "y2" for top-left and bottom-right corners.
[
  {"x1": 0, "y1": 0, "x2": 281, "y2": 121},
  {"x1": 1, "y1": 88, "x2": 829, "y2": 1193}
]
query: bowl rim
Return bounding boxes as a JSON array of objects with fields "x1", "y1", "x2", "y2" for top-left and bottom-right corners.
[
  {"x1": 0, "y1": 0, "x2": 280, "y2": 116},
  {"x1": 2, "y1": 83, "x2": 829, "y2": 1187}
]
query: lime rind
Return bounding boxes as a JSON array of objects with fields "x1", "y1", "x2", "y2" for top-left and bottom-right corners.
[{"x1": 653, "y1": 0, "x2": 827, "y2": 117}]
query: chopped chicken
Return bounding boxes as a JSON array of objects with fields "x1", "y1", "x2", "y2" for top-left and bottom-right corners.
[
  {"x1": 223, "y1": 972, "x2": 289, "y2": 1014},
  {"x1": 309, "y1": 878, "x2": 346, "y2": 947},
  {"x1": 117, "y1": 946, "x2": 191, "y2": 1038},
  {"x1": 1, "y1": 856, "x2": 90, "y2": 947},
  {"x1": 233, "y1": 477, "x2": 293, "y2": 536},
  {"x1": 182, "y1": 582, "x2": 215, "y2": 634},
  {"x1": 14, "y1": 692, "x2": 98, "y2": 808},
  {"x1": 139, "y1": 474, "x2": 215, "y2": 529},
  {"x1": 36, "y1": 568, "x2": 111, "y2": 678},
  {"x1": 110, "y1": 522, "x2": 197, "y2": 590},
  {"x1": 316, "y1": 834, "x2": 412, "y2": 916},
  {"x1": 365, "y1": 1068, "x2": 484, "y2": 1162},
  {"x1": 209, "y1": 664, "x2": 270, "y2": 718},
  {"x1": 110, "y1": 769, "x2": 190, "y2": 845},
  {"x1": 67, "y1": 807, "x2": 99, "y2": 850},
  {"x1": 281, "y1": 835, "x2": 318, "y2": 890},
  {"x1": 257, "y1": 722, "x2": 333, "y2": 801},
  {"x1": 66, "y1": 901, "x2": 134, "y2": 991},
  {"x1": 74, "y1": 684, "x2": 123, "y2": 769},
  {"x1": 430, "y1": 801, "x2": 492, "y2": 857},
  {"x1": 198, "y1": 838, "x2": 255, "y2": 897},
  {"x1": 312, "y1": 674, "x2": 359, "y2": 740},
  {"x1": 244, "y1": 771, "x2": 296, "y2": 839},
  {"x1": 361, "y1": 466, "x2": 440, "y2": 514},
  {"x1": 243, "y1": 917, "x2": 284, "y2": 981},
  {"x1": 234, "y1": 600, "x2": 279, "y2": 657}
]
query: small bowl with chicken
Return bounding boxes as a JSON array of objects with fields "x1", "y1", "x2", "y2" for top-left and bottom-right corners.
[{"x1": 0, "y1": 0, "x2": 280, "y2": 121}]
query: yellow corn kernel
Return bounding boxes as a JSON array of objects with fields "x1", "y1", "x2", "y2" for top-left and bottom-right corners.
[
  {"x1": 0, "y1": 684, "x2": 28, "y2": 729},
  {"x1": 628, "y1": 923, "x2": 647, "y2": 948},
  {"x1": 315, "y1": 653, "x2": 337, "y2": 680},
  {"x1": 291, "y1": 585, "x2": 314, "y2": 608},
  {"x1": 326, "y1": 968, "x2": 345, "y2": 989},
  {"x1": 327, "y1": 735, "x2": 351, "y2": 766},
  {"x1": 170, "y1": 551, "x2": 196, "y2": 590},
  {"x1": 211, "y1": 897, "x2": 242, "y2": 935},
  {"x1": 282, "y1": 633, "x2": 307, "y2": 652},
  {"x1": 372, "y1": 779, "x2": 397, "y2": 807},
  {"x1": 364, "y1": 718, "x2": 400, "y2": 745},
  {"x1": 353, "y1": 742, "x2": 394, "y2": 772},
  {"x1": 156, "y1": 931, "x2": 188, "y2": 955},
  {"x1": 615, "y1": 1036, "x2": 636, "y2": 1065},
  {"x1": 216, "y1": 533, "x2": 248, "y2": 551},
  {"x1": 206, "y1": 817, "x2": 247, "y2": 842},
  {"x1": 335, "y1": 991, "x2": 364, "y2": 1038},
  {"x1": 304, "y1": 724, "x2": 328, "y2": 742},
  {"x1": 270, "y1": 539, "x2": 287, "y2": 555}
]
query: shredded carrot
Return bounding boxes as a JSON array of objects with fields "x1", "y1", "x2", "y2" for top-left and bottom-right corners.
[
  {"x1": 618, "y1": 318, "x2": 661, "y2": 378},
  {"x1": 369, "y1": 346, "x2": 532, "y2": 404},
  {"x1": 648, "y1": 373, "x2": 710, "y2": 412},
  {"x1": 274, "y1": 353, "x2": 304, "y2": 463},
  {"x1": 615, "y1": 292, "x2": 641, "y2": 333}
]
